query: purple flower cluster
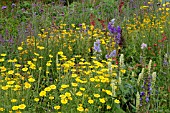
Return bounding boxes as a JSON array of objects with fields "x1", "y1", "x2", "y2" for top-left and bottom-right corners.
[
  {"x1": 108, "y1": 19, "x2": 122, "y2": 45},
  {"x1": 140, "y1": 76, "x2": 152, "y2": 106},
  {"x1": 105, "y1": 50, "x2": 116, "y2": 59},
  {"x1": 93, "y1": 39, "x2": 101, "y2": 53}
]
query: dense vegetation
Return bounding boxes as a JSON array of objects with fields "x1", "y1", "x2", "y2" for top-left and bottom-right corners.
[{"x1": 0, "y1": 0, "x2": 170, "y2": 113}]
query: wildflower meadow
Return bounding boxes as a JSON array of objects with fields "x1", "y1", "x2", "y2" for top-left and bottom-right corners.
[{"x1": 0, "y1": 0, "x2": 170, "y2": 113}]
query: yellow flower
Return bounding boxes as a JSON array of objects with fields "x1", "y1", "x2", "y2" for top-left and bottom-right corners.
[
  {"x1": 39, "y1": 91, "x2": 46, "y2": 97},
  {"x1": 15, "y1": 64, "x2": 21, "y2": 68},
  {"x1": 105, "y1": 90, "x2": 112, "y2": 96},
  {"x1": 49, "y1": 96, "x2": 54, "y2": 100},
  {"x1": 114, "y1": 99, "x2": 120, "y2": 104},
  {"x1": 24, "y1": 82, "x2": 31, "y2": 89},
  {"x1": 71, "y1": 74, "x2": 77, "y2": 78},
  {"x1": 28, "y1": 78, "x2": 35, "y2": 82},
  {"x1": 77, "y1": 106, "x2": 84, "y2": 112},
  {"x1": 61, "y1": 99, "x2": 68, "y2": 104},
  {"x1": 99, "y1": 98, "x2": 106, "y2": 103},
  {"x1": 54, "y1": 105, "x2": 60, "y2": 110},
  {"x1": 65, "y1": 92, "x2": 71, "y2": 97},
  {"x1": 120, "y1": 69, "x2": 126, "y2": 74},
  {"x1": 8, "y1": 70, "x2": 14, "y2": 75},
  {"x1": 88, "y1": 99, "x2": 94, "y2": 104},
  {"x1": 50, "y1": 85, "x2": 56, "y2": 89},
  {"x1": 18, "y1": 104, "x2": 26, "y2": 109},
  {"x1": 0, "y1": 107, "x2": 5, "y2": 111},
  {"x1": 76, "y1": 91, "x2": 83, "y2": 96},
  {"x1": 22, "y1": 67, "x2": 28, "y2": 72},
  {"x1": 80, "y1": 87, "x2": 85, "y2": 91},
  {"x1": 107, "y1": 105, "x2": 111, "y2": 109},
  {"x1": 34, "y1": 98, "x2": 39, "y2": 102},
  {"x1": 46, "y1": 62, "x2": 51, "y2": 66},
  {"x1": 71, "y1": 82, "x2": 78, "y2": 87},
  {"x1": 0, "y1": 54, "x2": 6, "y2": 57},
  {"x1": 61, "y1": 84, "x2": 69, "y2": 89},
  {"x1": 58, "y1": 51, "x2": 63, "y2": 55},
  {"x1": 18, "y1": 47, "x2": 23, "y2": 51},
  {"x1": 12, "y1": 106, "x2": 19, "y2": 110},
  {"x1": 93, "y1": 94, "x2": 100, "y2": 98},
  {"x1": 44, "y1": 87, "x2": 51, "y2": 92},
  {"x1": 0, "y1": 58, "x2": 4, "y2": 62},
  {"x1": 11, "y1": 99, "x2": 17, "y2": 103},
  {"x1": 7, "y1": 81, "x2": 15, "y2": 85},
  {"x1": 1, "y1": 86, "x2": 9, "y2": 90}
]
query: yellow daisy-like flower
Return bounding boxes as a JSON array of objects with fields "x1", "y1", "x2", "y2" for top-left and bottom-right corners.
[
  {"x1": 34, "y1": 98, "x2": 39, "y2": 102},
  {"x1": 49, "y1": 96, "x2": 54, "y2": 100},
  {"x1": 61, "y1": 84, "x2": 69, "y2": 89},
  {"x1": 11, "y1": 99, "x2": 17, "y2": 103},
  {"x1": 7, "y1": 81, "x2": 15, "y2": 85},
  {"x1": 77, "y1": 106, "x2": 84, "y2": 112},
  {"x1": 99, "y1": 98, "x2": 106, "y2": 103},
  {"x1": 8, "y1": 70, "x2": 14, "y2": 75},
  {"x1": 12, "y1": 106, "x2": 19, "y2": 110},
  {"x1": 76, "y1": 91, "x2": 83, "y2": 96},
  {"x1": 107, "y1": 105, "x2": 111, "y2": 109},
  {"x1": 0, "y1": 107, "x2": 5, "y2": 111},
  {"x1": 120, "y1": 69, "x2": 126, "y2": 74},
  {"x1": 93, "y1": 94, "x2": 100, "y2": 98},
  {"x1": 50, "y1": 85, "x2": 56, "y2": 89},
  {"x1": 61, "y1": 99, "x2": 68, "y2": 104},
  {"x1": 65, "y1": 92, "x2": 71, "y2": 97},
  {"x1": 114, "y1": 99, "x2": 120, "y2": 104},
  {"x1": 18, "y1": 47, "x2": 23, "y2": 51},
  {"x1": 44, "y1": 87, "x2": 51, "y2": 92},
  {"x1": 18, "y1": 104, "x2": 26, "y2": 109},
  {"x1": 28, "y1": 78, "x2": 35, "y2": 82},
  {"x1": 54, "y1": 105, "x2": 60, "y2": 110},
  {"x1": 39, "y1": 91, "x2": 46, "y2": 97},
  {"x1": 24, "y1": 82, "x2": 31, "y2": 89},
  {"x1": 22, "y1": 67, "x2": 28, "y2": 72},
  {"x1": 1, "y1": 86, "x2": 9, "y2": 90},
  {"x1": 0, "y1": 54, "x2": 6, "y2": 57},
  {"x1": 71, "y1": 82, "x2": 78, "y2": 87},
  {"x1": 88, "y1": 99, "x2": 94, "y2": 104}
]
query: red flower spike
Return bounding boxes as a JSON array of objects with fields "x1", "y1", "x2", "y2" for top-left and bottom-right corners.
[{"x1": 118, "y1": 0, "x2": 124, "y2": 14}]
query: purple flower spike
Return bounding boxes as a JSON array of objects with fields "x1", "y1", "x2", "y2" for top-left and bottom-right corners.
[
  {"x1": 109, "y1": 50, "x2": 116, "y2": 58},
  {"x1": 94, "y1": 39, "x2": 101, "y2": 53},
  {"x1": 116, "y1": 26, "x2": 121, "y2": 33},
  {"x1": 146, "y1": 97, "x2": 149, "y2": 103}
]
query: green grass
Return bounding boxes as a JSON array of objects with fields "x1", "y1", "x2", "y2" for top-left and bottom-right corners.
[{"x1": 0, "y1": 0, "x2": 170, "y2": 113}]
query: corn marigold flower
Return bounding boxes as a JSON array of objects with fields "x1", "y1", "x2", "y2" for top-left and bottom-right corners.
[
  {"x1": 24, "y1": 82, "x2": 31, "y2": 89},
  {"x1": 39, "y1": 91, "x2": 46, "y2": 97},
  {"x1": 18, "y1": 104, "x2": 26, "y2": 109},
  {"x1": 54, "y1": 105, "x2": 60, "y2": 110},
  {"x1": 77, "y1": 106, "x2": 84, "y2": 112},
  {"x1": 34, "y1": 98, "x2": 39, "y2": 102},
  {"x1": 28, "y1": 78, "x2": 35, "y2": 82},
  {"x1": 12, "y1": 106, "x2": 19, "y2": 110},
  {"x1": 11, "y1": 99, "x2": 17, "y2": 103},
  {"x1": 0, "y1": 107, "x2": 5, "y2": 111},
  {"x1": 88, "y1": 99, "x2": 94, "y2": 104},
  {"x1": 114, "y1": 99, "x2": 120, "y2": 104}
]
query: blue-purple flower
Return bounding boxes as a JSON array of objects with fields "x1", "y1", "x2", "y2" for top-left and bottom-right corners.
[
  {"x1": 12, "y1": 3, "x2": 16, "y2": 8},
  {"x1": 2, "y1": 6, "x2": 7, "y2": 10},
  {"x1": 105, "y1": 50, "x2": 116, "y2": 59},
  {"x1": 94, "y1": 39, "x2": 101, "y2": 53}
]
